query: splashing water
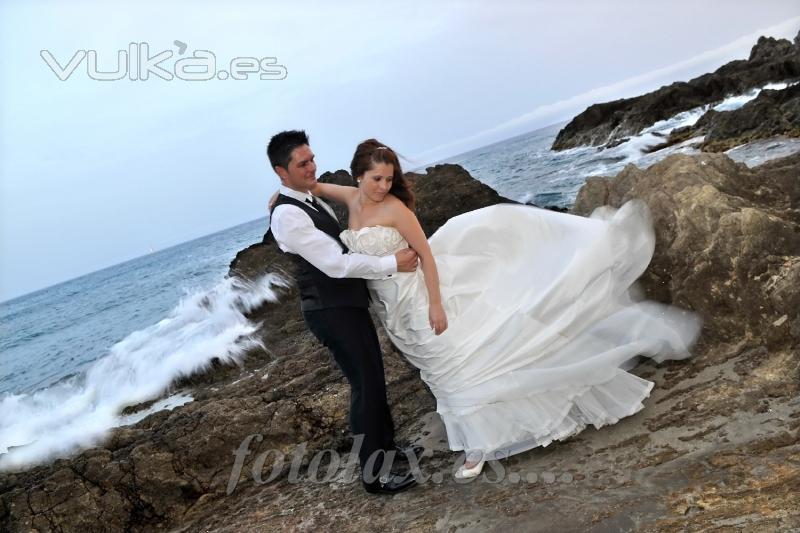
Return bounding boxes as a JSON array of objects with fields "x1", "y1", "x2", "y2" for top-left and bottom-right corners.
[{"x1": 0, "y1": 273, "x2": 287, "y2": 471}]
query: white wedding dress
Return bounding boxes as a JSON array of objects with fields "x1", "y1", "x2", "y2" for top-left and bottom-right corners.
[{"x1": 340, "y1": 201, "x2": 700, "y2": 457}]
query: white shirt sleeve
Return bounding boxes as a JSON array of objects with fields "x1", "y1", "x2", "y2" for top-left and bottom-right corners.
[{"x1": 270, "y1": 205, "x2": 398, "y2": 279}]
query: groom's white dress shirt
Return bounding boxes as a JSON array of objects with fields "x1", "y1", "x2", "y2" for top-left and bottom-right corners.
[{"x1": 270, "y1": 185, "x2": 397, "y2": 279}]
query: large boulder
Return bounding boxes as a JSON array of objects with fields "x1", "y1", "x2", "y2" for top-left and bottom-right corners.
[{"x1": 573, "y1": 152, "x2": 800, "y2": 347}]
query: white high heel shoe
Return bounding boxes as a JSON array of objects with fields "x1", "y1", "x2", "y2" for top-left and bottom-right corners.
[{"x1": 455, "y1": 450, "x2": 486, "y2": 479}]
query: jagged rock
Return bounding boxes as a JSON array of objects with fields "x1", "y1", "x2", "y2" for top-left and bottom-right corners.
[
  {"x1": 749, "y1": 35, "x2": 797, "y2": 63},
  {"x1": 552, "y1": 30, "x2": 800, "y2": 150}
]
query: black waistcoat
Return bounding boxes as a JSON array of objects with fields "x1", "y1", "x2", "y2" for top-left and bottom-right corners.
[{"x1": 268, "y1": 194, "x2": 370, "y2": 311}]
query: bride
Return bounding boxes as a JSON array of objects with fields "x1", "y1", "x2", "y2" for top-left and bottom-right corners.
[{"x1": 311, "y1": 139, "x2": 701, "y2": 479}]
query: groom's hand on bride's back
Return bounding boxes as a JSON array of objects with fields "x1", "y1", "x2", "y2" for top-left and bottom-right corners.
[{"x1": 395, "y1": 248, "x2": 419, "y2": 272}]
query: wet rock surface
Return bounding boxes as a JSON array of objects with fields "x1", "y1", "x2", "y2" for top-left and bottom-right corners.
[{"x1": 1, "y1": 156, "x2": 798, "y2": 532}]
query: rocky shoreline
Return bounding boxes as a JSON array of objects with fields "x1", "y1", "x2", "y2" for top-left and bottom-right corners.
[
  {"x1": 1, "y1": 150, "x2": 798, "y2": 531},
  {"x1": 551, "y1": 31, "x2": 800, "y2": 152},
  {"x1": 649, "y1": 82, "x2": 800, "y2": 154}
]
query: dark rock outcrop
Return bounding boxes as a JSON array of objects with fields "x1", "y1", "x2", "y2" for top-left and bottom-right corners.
[{"x1": 552, "y1": 30, "x2": 800, "y2": 151}]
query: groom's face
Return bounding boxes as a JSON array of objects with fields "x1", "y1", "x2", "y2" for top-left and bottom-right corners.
[{"x1": 277, "y1": 144, "x2": 317, "y2": 192}]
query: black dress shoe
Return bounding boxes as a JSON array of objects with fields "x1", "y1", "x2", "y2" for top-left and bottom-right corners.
[{"x1": 362, "y1": 470, "x2": 418, "y2": 495}]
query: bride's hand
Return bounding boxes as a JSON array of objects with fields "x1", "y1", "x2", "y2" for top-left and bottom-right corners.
[
  {"x1": 268, "y1": 190, "x2": 279, "y2": 210},
  {"x1": 429, "y1": 303, "x2": 448, "y2": 335}
]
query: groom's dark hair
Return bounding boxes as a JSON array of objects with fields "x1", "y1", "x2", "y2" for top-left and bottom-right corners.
[{"x1": 267, "y1": 130, "x2": 310, "y2": 170}]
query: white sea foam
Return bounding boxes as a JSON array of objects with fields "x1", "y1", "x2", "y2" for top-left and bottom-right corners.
[
  {"x1": 582, "y1": 80, "x2": 800, "y2": 176},
  {"x1": 0, "y1": 273, "x2": 287, "y2": 471}
]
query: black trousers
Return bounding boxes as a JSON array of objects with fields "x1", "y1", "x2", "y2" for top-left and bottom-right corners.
[{"x1": 303, "y1": 306, "x2": 396, "y2": 477}]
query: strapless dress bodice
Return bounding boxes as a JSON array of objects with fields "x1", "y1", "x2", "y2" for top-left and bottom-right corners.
[{"x1": 340, "y1": 226, "x2": 408, "y2": 256}]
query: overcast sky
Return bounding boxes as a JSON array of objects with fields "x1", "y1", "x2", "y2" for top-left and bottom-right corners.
[{"x1": 1, "y1": 1, "x2": 798, "y2": 301}]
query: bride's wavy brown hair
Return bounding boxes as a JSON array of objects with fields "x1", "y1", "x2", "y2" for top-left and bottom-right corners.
[{"x1": 350, "y1": 139, "x2": 415, "y2": 210}]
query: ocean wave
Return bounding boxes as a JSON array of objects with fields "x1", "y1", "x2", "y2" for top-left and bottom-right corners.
[{"x1": 0, "y1": 273, "x2": 287, "y2": 471}]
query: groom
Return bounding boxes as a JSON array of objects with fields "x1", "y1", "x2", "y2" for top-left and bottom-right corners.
[{"x1": 266, "y1": 130, "x2": 420, "y2": 495}]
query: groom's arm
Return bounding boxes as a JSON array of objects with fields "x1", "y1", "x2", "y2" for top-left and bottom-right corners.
[{"x1": 271, "y1": 205, "x2": 397, "y2": 279}]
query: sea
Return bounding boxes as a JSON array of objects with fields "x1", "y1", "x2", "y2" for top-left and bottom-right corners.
[{"x1": 1, "y1": 81, "x2": 799, "y2": 471}]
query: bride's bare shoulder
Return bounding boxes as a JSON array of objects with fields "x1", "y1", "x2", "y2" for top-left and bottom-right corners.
[
  {"x1": 382, "y1": 195, "x2": 418, "y2": 230},
  {"x1": 384, "y1": 193, "x2": 412, "y2": 213}
]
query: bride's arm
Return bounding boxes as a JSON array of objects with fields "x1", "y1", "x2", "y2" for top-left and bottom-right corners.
[
  {"x1": 267, "y1": 183, "x2": 356, "y2": 210},
  {"x1": 388, "y1": 198, "x2": 448, "y2": 335},
  {"x1": 310, "y1": 182, "x2": 358, "y2": 205}
]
